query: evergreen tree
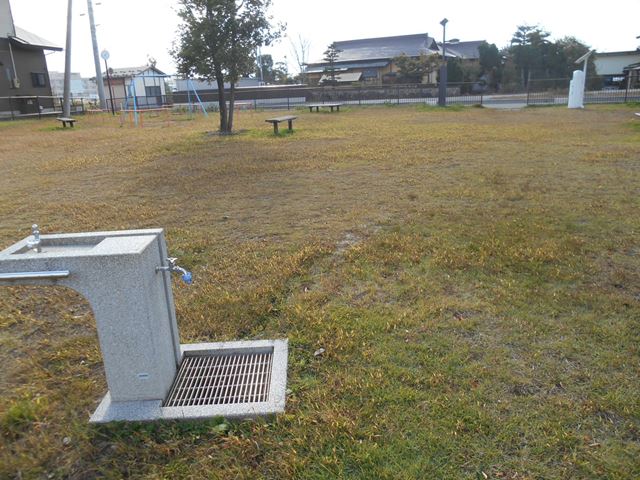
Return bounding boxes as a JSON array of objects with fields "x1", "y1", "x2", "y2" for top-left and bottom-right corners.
[
  {"x1": 510, "y1": 25, "x2": 550, "y2": 86},
  {"x1": 172, "y1": 0, "x2": 283, "y2": 133},
  {"x1": 322, "y1": 43, "x2": 343, "y2": 85}
]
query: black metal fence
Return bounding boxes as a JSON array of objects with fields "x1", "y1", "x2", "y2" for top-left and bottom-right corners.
[
  {"x1": 0, "y1": 96, "x2": 87, "y2": 120},
  {"x1": 526, "y1": 77, "x2": 640, "y2": 106},
  {"x1": 2, "y1": 76, "x2": 638, "y2": 121},
  {"x1": 170, "y1": 83, "x2": 484, "y2": 109}
]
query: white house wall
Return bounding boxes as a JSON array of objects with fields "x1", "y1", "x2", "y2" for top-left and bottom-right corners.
[
  {"x1": 174, "y1": 77, "x2": 261, "y2": 91},
  {"x1": 594, "y1": 53, "x2": 640, "y2": 76},
  {"x1": 125, "y1": 71, "x2": 167, "y2": 99}
]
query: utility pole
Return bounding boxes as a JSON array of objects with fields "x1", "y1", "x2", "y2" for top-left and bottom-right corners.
[
  {"x1": 257, "y1": 48, "x2": 264, "y2": 84},
  {"x1": 87, "y1": 0, "x2": 107, "y2": 109},
  {"x1": 63, "y1": 0, "x2": 73, "y2": 118},
  {"x1": 438, "y1": 18, "x2": 448, "y2": 107}
]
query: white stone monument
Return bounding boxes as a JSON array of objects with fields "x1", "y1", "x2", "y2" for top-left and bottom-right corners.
[
  {"x1": 568, "y1": 70, "x2": 586, "y2": 109},
  {"x1": 568, "y1": 50, "x2": 595, "y2": 109},
  {"x1": 0, "y1": 227, "x2": 288, "y2": 423}
]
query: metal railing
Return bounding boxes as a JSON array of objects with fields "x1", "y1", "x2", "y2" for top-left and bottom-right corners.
[
  {"x1": 2, "y1": 76, "x2": 638, "y2": 121},
  {"x1": 526, "y1": 77, "x2": 640, "y2": 106},
  {"x1": 0, "y1": 96, "x2": 88, "y2": 120}
]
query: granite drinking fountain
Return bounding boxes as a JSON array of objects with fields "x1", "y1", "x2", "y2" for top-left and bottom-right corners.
[{"x1": 0, "y1": 226, "x2": 288, "y2": 423}]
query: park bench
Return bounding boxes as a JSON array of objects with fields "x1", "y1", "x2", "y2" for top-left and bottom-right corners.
[
  {"x1": 307, "y1": 103, "x2": 342, "y2": 113},
  {"x1": 265, "y1": 115, "x2": 297, "y2": 134},
  {"x1": 56, "y1": 117, "x2": 77, "y2": 128}
]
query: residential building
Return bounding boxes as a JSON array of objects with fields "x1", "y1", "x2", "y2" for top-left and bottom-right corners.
[
  {"x1": 439, "y1": 40, "x2": 485, "y2": 60},
  {"x1": 305, "y1": 33, "x2": 485, "y2": 86},
  {"x1": 594, "y1": 50, "x2": 640, "y2": 87},
  {"x1": 0, "y1": 0, "x2": 62, "y2": 114},
  {"x1": 173, "y1": 76, "x2": 261, "y2": 93},
  {"x1": 49, "y1": 71, "x2": 98, "y2": 99},
  {"x1": 102, "y1": 65, "x2": 169, "y2": 109}
]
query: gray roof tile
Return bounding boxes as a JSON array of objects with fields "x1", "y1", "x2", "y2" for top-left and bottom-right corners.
[{"x1": 310, "y1": 33, "x2": 439, "y2": 65}]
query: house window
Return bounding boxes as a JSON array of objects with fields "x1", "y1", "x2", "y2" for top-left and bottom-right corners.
[
  {"x1": 31, "y1": 72, "x2": 47, "y2": 88},
  {"x1": 362, "y1": 69, "x2": 379, "y2": 79},
  {"x1": 145, "y1": 85, "x2": 161, "y2": 97}
]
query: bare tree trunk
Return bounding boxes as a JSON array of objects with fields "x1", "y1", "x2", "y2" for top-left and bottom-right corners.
[
  {"x1": 290, "y1": 35, "x2": 311, "y2": 84},
  {"x1": 228, "y1": 82, "x2": 236, "y2": 132},
  {"x1": 215, "y1": 67, "x2": 227, "y2": 132}
]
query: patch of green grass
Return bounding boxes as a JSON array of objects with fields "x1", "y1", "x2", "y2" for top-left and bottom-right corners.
[
  {"x1": 525, "y1": 103, "x2": 565, "y2": 108},
  {"x1": 0, "y1": 106, "x2": 639, "y2": 479},
  {"x1": 1, "y1": 396, "x2": 46, "y2": 437},
  {"x1": 416, "y1": 103, "x2": 467, "y2": 112}
]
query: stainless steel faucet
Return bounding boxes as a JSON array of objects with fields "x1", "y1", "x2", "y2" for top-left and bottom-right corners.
[
  {"x1": 156, "y1": 257, "x2": 192, "y2": 284},
  {"x1": 26, "y1": 224, "x2": 42, "y2": 253}
]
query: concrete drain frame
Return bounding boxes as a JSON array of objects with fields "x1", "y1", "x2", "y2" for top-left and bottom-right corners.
[
  {"x1": 0, "y1": 227, "x2": 289, "y2": 424},
  {"x1": 92, "y1": 340, "x2": 288, "y2": 423}
]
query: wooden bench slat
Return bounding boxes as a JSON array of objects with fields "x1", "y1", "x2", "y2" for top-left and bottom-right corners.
[
  {"x1": 306, "y1": 103, "x2": 342, "y2": 113},
  {"x1": 265, "y1": 115, "x2": 297, "y2": 134},
  {"x1": 266, "y1": 116, "x2": 297, "y2": 122},
  {"x1": 56, "y1": 117, "x2": 77, "y2": 128}
]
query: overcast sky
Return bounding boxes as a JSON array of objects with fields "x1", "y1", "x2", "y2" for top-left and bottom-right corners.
[{"x1": 9, "y1": 0, "x2": 640, "y2": 77}]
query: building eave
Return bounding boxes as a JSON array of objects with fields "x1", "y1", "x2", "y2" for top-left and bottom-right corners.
[{"x1": 10, "y1": 26, "x2": 62, "y2": 51}]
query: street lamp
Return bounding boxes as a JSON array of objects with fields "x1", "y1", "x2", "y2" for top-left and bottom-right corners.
[
  {"x1": 101, "y1": 50, "x2": 116, "y2": 115},
  {"x1": 438, "y1": 18, "x2": 448, "y2": 107},
  {"x1": 62, "y1": 0, "x2": 73, "y2": 118}
]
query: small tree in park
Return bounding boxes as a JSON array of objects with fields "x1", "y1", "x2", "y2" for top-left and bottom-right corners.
[
  {"x1": 322, "y1": 43, "x2": 343, "y2": 85},
  {"x1": 172, "y1": 0, "x2": 283, "y2": 133},
  {"x1": 393, "y1": 53, "x2": 439, "y2": 83}
]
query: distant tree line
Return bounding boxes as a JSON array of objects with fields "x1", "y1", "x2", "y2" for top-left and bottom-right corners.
[
  {"x1": 493, "y1": 25, "x2": 596, "y2": 90},
  {"x1": 388, "y1": 25, "x2": 596, "y2": 92}
]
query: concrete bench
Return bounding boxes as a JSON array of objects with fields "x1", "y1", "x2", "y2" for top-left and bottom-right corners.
[
  {"x1": 265, "y1": 115, "x2": 297, "y2": 134},
  {"x1": 307, "y1": 103, "x2": 342, "y2": 113},
  {"x1": 56, "y1": 117, "x2": 77, "y2": 128}
]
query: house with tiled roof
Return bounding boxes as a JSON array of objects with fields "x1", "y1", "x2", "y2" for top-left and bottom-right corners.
[
  {"x1": 594, "y1": 50, "x2": 640, "y2": 88},
  {"x1": 440, "y1": 40, "x2": 485, "y2": 60},
  {"x1": 0, "y1": 0, "x2": 62, "y2": 115},
  {"x1": 305, "y1": 33, "x2": 485, "y2": 85},
  {"x1": 101, "y1": 65, "x2": 169, "y2": 108}
]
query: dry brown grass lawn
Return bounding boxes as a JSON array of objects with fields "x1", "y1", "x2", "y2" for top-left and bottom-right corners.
[{"x1": 1, "y1": 105, "x2": 639, "y2": 479}]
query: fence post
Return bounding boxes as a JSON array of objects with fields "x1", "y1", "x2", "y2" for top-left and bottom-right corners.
[
  {"x1": 624, "y1": 75, "x2": 630, "y2": 103},
  {"x1": 397, "y1": 85, "x2": 400, "y2": 105},
  {"x1": 9, "y1": 96, "x2": 15, "y2": 120},
  {"x1": 36, "y1": 96, "x2": 41, "y2": 119},
  {"x1": 526, "y1": 83, "x2": 530, "y2": 106},
  {"x1": 359, "y1": 85, "x2": 362, "y2": 106},
  {"x1": 287, "y1": 95, "x2": 290, "y2": 110},
  {"x1": 254, "y1": 98, "x2": 257, "y2": 110},
  {"x1": 480, "y1": 93, "x2": 483, "y2": 106}
]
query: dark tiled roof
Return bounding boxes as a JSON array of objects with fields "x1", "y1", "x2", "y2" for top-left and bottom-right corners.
[
  {"x1": 310, "y1": 33, "x2": 439, "y2": 64},
  {"x1": 10, "y1": 26, "x2": 61, "y2": 51},
  {"x1": 438, "y1": 40, "x2": 485, "y2": 60}
]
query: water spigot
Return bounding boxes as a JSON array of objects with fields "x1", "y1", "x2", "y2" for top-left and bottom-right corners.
[
  {"x1": 156, "y1": 257, "x2": 193, "y2": 285},
  {"x1": 26, "y1": 224, "x2": 42, "y2": 253}
]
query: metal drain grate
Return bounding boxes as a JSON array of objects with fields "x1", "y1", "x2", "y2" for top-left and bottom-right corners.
[{"x1": 164, "y1": 350, "x2": 273, "y2": 407}]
